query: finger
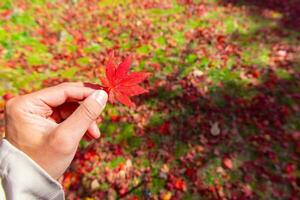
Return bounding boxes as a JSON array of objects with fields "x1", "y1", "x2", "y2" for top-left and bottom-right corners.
[
  {"x1": 57, "y1": 102, "x2": 100, "y2": 138},
  {"x1": 54, "y1": 90, "x2": 107, "y2": 144},
  {"x1": 87, "y1": 121, "x2": 101, "y2": 139},
  {"x1": 31, "y1": 82, "x2": 95, "y2": 107}
]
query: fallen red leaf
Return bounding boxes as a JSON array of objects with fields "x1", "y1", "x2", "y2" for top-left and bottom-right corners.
[
  {"x1": 174, "y1": 178, "x2": 187, "y2": 191},
  {"x1": 83, "y1": 149, "x2": 97, "y2": 161},
  {"x1": 284, "y1": 163, "x2": 295, "y2": 174},
  {"x1": 158, "y1": 121, "x2": 171, "y2": 135},
  {"x1": 3, "y1": 92, "x2": 14, "y2": 101},
  {"x1": 185, "y1": 168, "x2": 197, "y2": 180},
  {"x1": 100, "y1": 52, "x2": 150, "y2": 107},
  {"x1": 110, "y1": 115, "x2": 120, "y2": 122}
]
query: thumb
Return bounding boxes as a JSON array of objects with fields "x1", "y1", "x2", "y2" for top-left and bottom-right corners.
[{"x1": 55, "y1": 90, "x2": 108, "y2": 144}]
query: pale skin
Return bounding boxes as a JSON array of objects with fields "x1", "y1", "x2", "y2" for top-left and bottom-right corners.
[{"x1": 4, "y1": 82, "x2": 108, "y2": 179}]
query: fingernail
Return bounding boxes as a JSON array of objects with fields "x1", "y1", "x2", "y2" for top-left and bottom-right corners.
[
  {"x1": 92, "y1": 125, "x2": 101, "y2": 138},
  {"x1": 91, "y1": 90, "x2": 108, "y2": 108}
]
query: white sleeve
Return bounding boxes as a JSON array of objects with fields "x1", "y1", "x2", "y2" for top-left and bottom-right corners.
[{"x1": 0, "y1": 139, "x2": 65, "y2": 200}]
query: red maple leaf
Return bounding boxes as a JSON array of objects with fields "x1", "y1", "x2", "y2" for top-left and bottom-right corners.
[
  {"x1": 100, "y1": 52, "x2": 150, "y2": 107},
  {"x1": 174, "y1": 178, "x2": 187, "y2": 191}
]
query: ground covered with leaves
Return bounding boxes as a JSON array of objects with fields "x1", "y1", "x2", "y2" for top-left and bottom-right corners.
[{"x1": 1, "y1": 0, "x2": 300, "y2": 199}]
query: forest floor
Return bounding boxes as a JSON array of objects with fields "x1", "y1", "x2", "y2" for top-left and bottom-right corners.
[{"x1": 0, "y1": 0, "x2": 300, "y2": 199}]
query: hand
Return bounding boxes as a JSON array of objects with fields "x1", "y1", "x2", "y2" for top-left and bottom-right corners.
[{"x1": 4, "y1": 82, "x2": 108, "y2": 179}]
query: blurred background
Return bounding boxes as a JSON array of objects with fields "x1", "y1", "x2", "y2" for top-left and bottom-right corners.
[{"x1": 0, "y1": 0, "x2": 300, "y2": 199}]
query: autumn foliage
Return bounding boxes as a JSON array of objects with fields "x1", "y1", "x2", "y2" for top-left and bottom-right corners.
[
  {"x1": 1, "y1": 0, "x2": 300, "y2": 199},
  {"x1": 100, "y1": 52, "x2": 150, "y2": 107}
]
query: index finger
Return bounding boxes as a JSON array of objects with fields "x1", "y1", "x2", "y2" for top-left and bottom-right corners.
[{"x1": 31, "y1": 82, "x2": 95, "y2": 107}]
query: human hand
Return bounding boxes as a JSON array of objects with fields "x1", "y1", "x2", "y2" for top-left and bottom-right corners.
[{"x1": 4, "y1": 82, "x2": 108, "y2": 179}]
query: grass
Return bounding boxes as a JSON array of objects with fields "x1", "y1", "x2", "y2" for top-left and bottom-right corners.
[{"x1": 1, "y1": 0, "x2": 300, "y2": 199}]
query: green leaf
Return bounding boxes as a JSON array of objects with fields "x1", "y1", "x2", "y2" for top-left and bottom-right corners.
[
  {"x1": 199, "y1": 57, "x2": 210, "y2": 69},
  {"x1": 136, "y1": 45, "x2": 150, "y2": 55},
  {"x1": 226, "y1": 56, "x2": 237, "y2": 68},
  {"x1": 224, "y1": 17, "x2": 236, "y2": 34},
  {"x1": 84, "y1": 43, "x2": 102, "y2": 53},
  {"x1": 241, "y1": 43, "x2": 270, "y2": 66},
  {"x1": 173, "y1": 31, "x2": 185, "y2": 45},
  {"x1": 120, "y1": 32, "x2": 129, "y2": 39},
  {"x1": 275, "y1": 69, "x2": 291, "y2": 79},
  {"x1": 0, "y1": 0, "x2": 13, "y2": 9},
  {"x1": 98, "y1": 0, "x2": 131, "y2": 7},
  {"x1": 99, "y1": 182, "x2": 110, "y2": 190},
  {"x1": 155, "y1": 36, "x2": 167, "y2": 47},
  {"x1": 182, "y1": 193, "x2": 200, "y2": 200},
  {"x1": 0, "y1": 28, "x2": 8, "y2": 43},
  {"x1": 11, "y1": 13, "x2": 36, "y2": 27},
  {"x1": 79, "y1": 140, "x2": 90, "y2": 149},
  {"x1": 121, "y1": 42, "x2": 131, "y2": 50},
  {"x1": 102, "y1": 39, "x2": 114, "y2": 48},
  {"x1": 97, "y1": 27, "x2": 110, "y2": 37},
  {"x1": 59, "y1": 67, "x2": 78, "y2": 79},
  {"x1": 208, "y1": 68, "x2": 239, "y2": 83},
  {"x1": 148, "y1": 3, "x2": 184, "y2": 16},
  {"x1": 180, "y1": 65, "x2": 195, "y2": 78},
  {"x1": 137, "y1": 60, "x2": 146, "y2": 71},
  {"x1": 76, "y1": 57, "x2": 90, "y2": 66},
  {"x1": 175, "y1": 142, "x2": 188, "y2": 158},
  {"x1": 115, "y1": 123, "x2": 134, "y2": 143},
  {"x1": 127, "y1": 137, "x2": 142, "y2": 151},
  {"x1": 150, "y1": 178, "x2": 165, "y2": 194},
  {"x1": 102, "y1": 123, "x2": 118, "y2": 136},
  {"x1": 162, "y1": 65, "x2": 173, "y2": 75},
  {"x1": 26, "y1": 53, "x2": 52, "y2": 66},
  {"x1": 107, "y1": 156, "x2": 125, "y2": 169},
  {"x1": 149, "y1": 113, "x2": 164, "y2": 126},
  {"x1": 185, "y1": 54, "x2": 197, "y2": 63}
]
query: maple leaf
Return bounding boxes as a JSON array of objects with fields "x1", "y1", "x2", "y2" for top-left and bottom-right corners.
[
  {"x1": 100, "y1": 52, "x2": 150, "y2": 107},
  {"x1": 174, "y1": 178, "x2": 187, "y2": 191}
]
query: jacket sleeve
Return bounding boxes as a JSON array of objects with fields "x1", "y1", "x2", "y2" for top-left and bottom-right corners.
[{"x1": 0, "y1": 139, "x2": 65, "y2": 200}]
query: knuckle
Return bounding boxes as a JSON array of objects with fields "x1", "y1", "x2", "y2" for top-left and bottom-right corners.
[
  {"x1": 58, "y1": 82, "x2": 70, "y2": 88},
  {"x1": 81, "y1": 101, "x2": 99, "y2": 121},
  {"x1": 72, "y1": 81, "x2": 83, "y2": 86},
  {"x1": 58, "y1": 82, "x2": 83, "y2": 87},
  {"x1": 5, "y1": 97, "x2": 19, "y2": 114}
]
